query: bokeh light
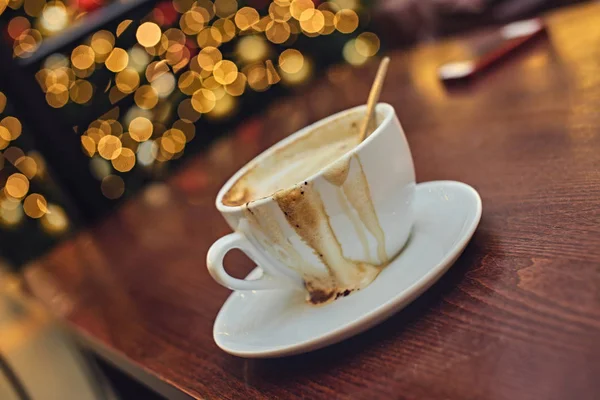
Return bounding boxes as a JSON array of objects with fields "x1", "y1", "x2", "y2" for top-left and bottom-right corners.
[
  {"x1": 197, "y1": 46, "x2": 222, "y2": 71},
  {"x1": 71, "y1": 45, "x2": 95, "y2": 70},
  {"x1": 265, "y1": 21, "x2": 291, "y2": 44},
  {"x1": 97, "y1": 135, "x2": 123, "y2": 160},
  {"x1": 70, "y1": 79, "x2": 93, "y2": 104},
  {"x1": 279, "y1": 49, "x2": 304, "y2": 74},
  {"x1": 129, "y1": 117, "x2": 153, "y2": 142},
  {"x1": 235, "y1": 7, "x2": 259, "y2": 30},
  {"x1": 0, "y1": 117, "x2": 22, "y2": 141},
  {"x1": 134, "y1": 85, "x2": 159, "y2": 109},
  {"x1": 111, "y1": 147, "x2": 136, "y2": 172},
  {"x1": 23, "y1": 193, "x2": 48, "y2": 218},
  {"x1": 5, "y1": 173, "x2": 29, "y2": 199},
  {"x1": 334, "y1": 9, "x2": 358, "y2": 33},
  {"x1": 355, "y1": 32, "x2": 380, "y2": 57},
  {"x1": 15, "y1": 156, "x2": 37, "y2": 179},
  {"x1": 40, "y1": 2, "x2": 69, "y2": 34},
  {"x1": 101, "y1": 175, "x2": 125, "y2": 199},
  {"x1": 236, "y1": 35, "x2": 269, "y2": 63},
  {"x1": 343, "y1": 38, "x2": 367, "y2": 65},
  {"x1": 213, "y1": 60, "x2": 238, "y2": 85},
  {"x1": 91, "y1": 30, "x2": 115, "y2": 61},
  {"x1": 41, "y1": 204, "x2": 69, "y2": 234},
  {"x1": 136, "y1": 22, "x2": 162, "y2": 47},
  {"x1": 191, "y1": 88, "x2": 216, "y2": 113},
  {"x1": 105, "y1": 48, "x2": 129, "y2": 72},
  {"x1": 116, "y1": 68, "x2": 141, "y2": 93}
]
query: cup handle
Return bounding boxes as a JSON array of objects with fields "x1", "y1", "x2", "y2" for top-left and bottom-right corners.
[{"x1": 207, "y1": 232, "x2": 299, "y2": 291}]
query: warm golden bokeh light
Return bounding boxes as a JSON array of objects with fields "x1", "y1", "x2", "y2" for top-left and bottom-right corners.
[
  {"x1": 197, "y1": 26, "x2": 223, "y2": 48},
  {"x1": 5, "y1": 173, "x2": 29, "y2": 199},
  {"x1": 207, "y1": 93, "x2": 236, "y2": 119},
  {"x1": 70, "y1": 79, "x2": 93, "y2": 104},
  {"x1": 41, "y1": 204, "x2": 69, "y2": 234},
  {"x1": 81, "y1": 135, "x2": 96, "y2": 156},
  {"x1": 269, "y1": 2, "x2": 291, "y2": 22},
  {"x1": 236, "y1": 35, "x2": 269, "y2": 63},
  {"x1": 0, "y1": 202, "x2": 24, "y2": 227},
  {"x1": 91, "y1": 30, "x2": 115, "y2": 59},
  {"x1": 136, "y1": 22, "x2": 162, "y2": 47},
  {"x1": 173, "y1": 0, "x2": 194, "y2": 13},
  {"x1": 246, "y1": 64, "x2": 270, "y2": 91},
  {"x1": 235, "y1": 7, "x2": 259, "y2": 30},
  {"x1": 5, "y1": 147, "x2": 25, "y2": 164},
  {"x1": 343, "y1": 38, "x2": 367, "y2": 65},
  {"x1": 111, "y1": 147, "x2": 136, "y2": 172},
  {"x1": 23, "y1": 193, "x2": 48, "y2": 218},
  {"x1": 191, "y1": 88, "x2": 216, "y2": 113},
  {"x1": 214, "y1": 18, "x2": 236, "y2": 43},
  {"x1": 215, "y1": 0, "x2": 237, "y2": 18},
  {"x1": 355, "y1": 32, "x2": 380, "y2": 57},
  {"x1": 116, "y1": 68, "x2": 140, "y2": 93},
  {"x1": 279, "y1": 48, "x2": 304, "y2": 74},
  {"x1": 319, "y1": 9, "x2": 336, "y2": 34},
  {"x1": 71, "y1": 45, "x2": 95, "y2": 70},
  {"x1": 97, "y1": 135, "x2": 123, "y2": 160},
  {"x1": 225, "y1": 72, "x2": 247, "y2": 96},
  {"x1": 0, "y1": 127, "x2": 10, "y2": 142},
  {"x1": 145, "y1": 60, "x2": 169, "y2": 82},
  {"x1": 178, "y1": 71, "x2": 203, "y2": 95},
  {"x1": 105, "y1": 48, "x2": 129, "y2": 72},
  {"x1": 334, "y1": 9, "x2": 359, "y2": 33},
  {"x1": 197, "y1": 46, "x2": 222, "y2": 71},
  {"x1": 116, "y1": 19, "x2": 133, "y2": 37},
  {"x1": 265, "y1": 21, "x2": 291, "y2": 43},
  {"x1": 14, "y1": 29, "x2": 42, "y2": 58},
  {"x1": 280, "y1": 55, "x2": 312, "y2": 85},
  {"x1": 0, "y1": 117, "x2": 22, "y2": 141},
  {"x1": 15, "y1": 156, "x2": 37, "y2": 179},
  {"x1": 173, "y1": 119, "x2": 196, "y2": 142},
  {"x1": 45, "y1": 84, "x2": 69, "y2": 108},
  {"x1": 129, "y1": 116, "x2": 153, "y2": 142},
  {"x1": 213, "y1": 60, "x2": 238, "y2": 85},
  {"x1": 134, "y1": 85, "x2": 159, "y2": 109},
  {"x1": 162, "y1": 129, "x2": 186, "y2": 153},
  {"x1": 178, "y1": 99, "x2": 202, "y2": 122},
  {"x1": 265, "y1": 59, "x2": 281, "y2": 84},
  {"x1": 196, "y1": 0, "x2": 216, "y2": 19},
  {"x1": 290, "y1": 0, "x2": 313, "y2": 19},
  {"x1": 0, "y1": 92, "x2": 6, "y2": 114},
  {"x1": 180, "y1": 8, "x2": 210, "y2": 35},
  {"x1": 300, "y1": 9, "x2": 325, "y2": 33}
]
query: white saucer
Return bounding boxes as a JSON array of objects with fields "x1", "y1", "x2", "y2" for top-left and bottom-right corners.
[{"x1": 213, "y1": 181, "x2": 482, "y2": 358}]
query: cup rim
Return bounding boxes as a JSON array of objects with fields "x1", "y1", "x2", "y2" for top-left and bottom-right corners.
[{"x1": 216, "y1": 103, "x2": 396, "y2": 213}]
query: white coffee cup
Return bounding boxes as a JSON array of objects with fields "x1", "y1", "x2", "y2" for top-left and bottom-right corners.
[{"x1": 207, "y1": 103, "x2": 416, "y2": 304}]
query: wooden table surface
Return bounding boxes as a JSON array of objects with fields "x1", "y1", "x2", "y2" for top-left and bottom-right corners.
[{"x1": 25, "y1": 3, "x2": 600, "y2": 399}]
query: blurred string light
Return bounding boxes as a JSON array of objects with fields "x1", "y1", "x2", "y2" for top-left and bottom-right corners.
[
  {"x1": 0, "y1": 94, "x2": 62, "y2": 230},
  {"x1": 3, "y1": 0, "x2": 380, "y2": 200}
]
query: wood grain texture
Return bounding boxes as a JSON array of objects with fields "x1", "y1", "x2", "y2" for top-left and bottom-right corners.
[{"x1": 23, "y1": 3, "x2": 600, "y2": 399}]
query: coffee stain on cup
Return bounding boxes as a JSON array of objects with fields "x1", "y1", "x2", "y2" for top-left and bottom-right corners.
[
  {"x1": 341, "y1": 157, "x2": 387, "y2": 265},
  {"x1": 335, "y1": 187, "x2": 371, "y2": 261},
  {"x1": 242, "y1": 204, "x2": 334, "y2": 293},
  {"x1": 275, "y1": 155, "x2": 387, "y2": 304}
]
